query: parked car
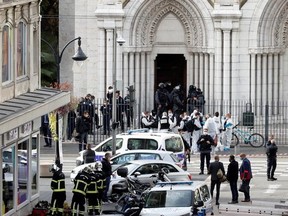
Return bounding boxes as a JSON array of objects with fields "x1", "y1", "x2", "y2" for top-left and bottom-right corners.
[
  {"x1": 140, "y1": 181, "x2": 213, "y2": 216},
  {"x1": 108, "y1": 160, "x2": 192, "y2": 197},
  {"x1": 2, "y1": 150, "x2": 37, "y2": 185},
  {"x1": 75, "y1": 131, "x2": 185, "y2": 166},
  {"x1": 70, "y1": 150, "x2": 184, "y2": 181}
]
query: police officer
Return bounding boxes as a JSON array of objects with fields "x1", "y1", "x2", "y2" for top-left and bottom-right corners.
[
  {"x1": 71, "y1": 167, "x2": 91, "y2": 216},
  {"x1": 94, "y1": 161, "x2": 106, "y2": 211},
  {"x1": 155, "y1": 83, "x2": 170, "y2": 117},
  {"x1": 86, "y1": 167, "x2": 100, "y2": 215},
  {"x1": 50, "y1": 164, "x2": 66, "y2": 216},
  {"x1": 158, "y1": 111, "x2": 169, "y2": 132}
]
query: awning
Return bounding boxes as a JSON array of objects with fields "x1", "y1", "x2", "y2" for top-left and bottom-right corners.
[{"x1": 0, "y1": 88, "x2": 70, "y2": 134}]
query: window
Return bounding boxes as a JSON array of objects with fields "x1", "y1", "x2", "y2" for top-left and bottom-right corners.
[
  {"x1": 160, "y1": 164, "x2": 178, "y2": 172},
  {"x1": 165, "y1": 137, "x2": 184, "y2": 152},
  {"x1": 145, "y1": 190, "x2": 193, "y2": 208},
  {"x1": 137, "y1": 153, "x2": 161, "y2": 160},
  {"x1": 199, "y1": 185, "x2": 211, "y2": 202},
  {"x1": 2, "y1": 145, "x2": 15, "y2": 213},
  {"x1": 127, "y1": 139, "x2": 158, "y2": 150},
  {"x1": 112, "y1": 153, "x2": 136, "y2": 165},
  {"x1": 18, "y1": 140, "x2": 29, "y2": 204},
  {"x1": 96, "y1": 138, "x2": 123, "y2": 152},
  {"x1": 2, "y1": 25, "x2": 12, "y2": 83},
  {"x1": 17, "y1": 22, "x2": 27, "y2": 77},
  {"x1": 135, "y1": 164, "x2": 157, "y2": 175}
]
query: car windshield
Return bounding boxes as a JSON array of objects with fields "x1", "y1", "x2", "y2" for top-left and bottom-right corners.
[
  {"x1": 169, "y1": 153, "x2": 180, "y2": 162},
  {"x1": 145, "y1": 190, "x2": 193, "y2": 208},
  {"x1": 116, "y1": 162, "x2": 138, "y2": 174},
  {"x1": 165, "y1": 137, "x2": 183, "y2": 152}
]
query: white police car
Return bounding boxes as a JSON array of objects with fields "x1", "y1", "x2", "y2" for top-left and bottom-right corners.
[
  {"x1": 75, "y1": 130, "x2": 186, "y2": 167},
  {"x1": 140, "y1": 181, "x2": 213, "y2": 216}
]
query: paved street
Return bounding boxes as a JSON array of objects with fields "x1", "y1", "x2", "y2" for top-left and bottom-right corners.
[{"x1": 39, "y1": 140, "x2": 288, "y2": 215}]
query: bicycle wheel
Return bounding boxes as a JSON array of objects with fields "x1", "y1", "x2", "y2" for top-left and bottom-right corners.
[
  {"x1": 249, "y1": 133, "x2": 264, "y2": 147},
  {"x1": 231, "y1": 133, "x2": 239, "y2": 147}
]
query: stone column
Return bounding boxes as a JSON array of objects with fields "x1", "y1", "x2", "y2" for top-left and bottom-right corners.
[
  {"x1": 214, "y1": 29, "x2": 222, "y2": 100},
  {"x1": 268, "y1": 53, "x2": 273, "y2": 104},
  {"x1": 141, "y1": 52, "x2": 146, "y2": 110},
  {"x1": 223, "y1": 30, "x2": 231, "y2": 101},
  {"x1": 209, "y1": 53, "x2": 215, "y2": 101},
  {"x1": 256, "y1": 54, "x2": 262, "y2": 115},
  {"x1": 106, "y1": 29, "x2": 114, "y2": 87},
  {"x1": 135, "y1": 52, "x2": 140, "y2": 118},
  {"x1": 98, "y1": 28, "x2": 106, "y2": 98},
  {"x1": 250, "y1": 54, "x2": 256, "y2": 103},
  {"x1": 147, "y1": 52, "x2": 152, "y2": 109},
  {"x1": 123, "y1": 52, "x2": 129, "y2": 94},
  {"x1": 262, "y1": 54, "x2": 267, "y2": 103},
  {"x1": 273, "y1": 54, "x2": 279, "y2": 102},
  {"x1": 187, "y1": 53, "x2": 195, "y2": 85},
  {"x1": 129, "y1": 52, "x2": 134, "y2": 85},
  {"x1": 199, "y1": 53, "x2": 204, "y2": 90},
  {"x1": 204, "y1": 53, "x2": 209, "y2": 99},
  {"x1": 194, "y1": 53, "x2": 199, "y2": 87}
]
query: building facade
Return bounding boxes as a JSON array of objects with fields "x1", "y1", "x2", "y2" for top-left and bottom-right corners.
[
  {"x1": 60, "y1": 0, "x2": 288, "y2": 116},
  {"x1": 0, "y1": 0, "x2": 70, "y2": 215}
]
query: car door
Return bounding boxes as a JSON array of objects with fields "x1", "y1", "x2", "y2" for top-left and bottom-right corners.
[
  {"x1": 159, "y1": 163, "x2": 188, "y2": 181},
  {"x1": 131, "y1": 163, "x2": 160, "y2": 185},
  {"x1": 111, "y1": 153, "x2": 136, "y2": 171}
]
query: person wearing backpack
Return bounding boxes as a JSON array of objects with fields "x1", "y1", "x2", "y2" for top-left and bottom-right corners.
[{"x1": 178, "y1": 112, "x2": 191, "y2": 145}]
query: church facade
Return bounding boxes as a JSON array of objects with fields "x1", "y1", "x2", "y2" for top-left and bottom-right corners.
[{"x1": 59, "y1": 0, "x2": 288, "y2": 115}]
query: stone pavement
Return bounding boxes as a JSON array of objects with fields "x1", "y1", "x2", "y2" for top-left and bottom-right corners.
[{"x1": 38, "y1": 138, "x2": 288, "y2": 215}]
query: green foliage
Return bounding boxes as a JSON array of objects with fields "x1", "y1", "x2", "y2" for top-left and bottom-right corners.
[{"x1": 40, "y1": 0, "x2": 59, "y2": 87}]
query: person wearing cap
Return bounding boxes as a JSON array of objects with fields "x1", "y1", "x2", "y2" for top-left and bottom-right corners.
[
  {"x1": 197, "y1": 127, "x2": 214, "y2": 175},
  {"x1": 239, "y1": 153, "x2": 252, "y2": 202},
  {"x1": 50, "y1": 164, "x2": 66, "y2": 216}
]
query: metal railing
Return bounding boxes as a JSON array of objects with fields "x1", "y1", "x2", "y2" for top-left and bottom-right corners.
[{"x1": 66, "y1": 99, "x2": 288, "y2": 145}]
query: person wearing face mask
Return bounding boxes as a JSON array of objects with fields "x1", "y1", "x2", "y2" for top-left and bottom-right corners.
[
  {"x1": 239, "y1": 153, "x2": 252, "y2": 202},
  {"x1": 168, "y1": 109, "x2": 177, "y2": 133},
  {"x1": 141, "y1": 111, "x2": 155, "y2": 129},
  {"x1": 197, "y1": 127, "x2": 214, "y2": 175},
  {"x1": 191, "y1": 112, "x2": 202, "y2": 154}
]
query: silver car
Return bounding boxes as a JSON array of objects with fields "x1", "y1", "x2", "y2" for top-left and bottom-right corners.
[
  {"x1": 70, "y1": 150, "x2": 183, "y2": 181},
  {"x1": 108, "y1": 160, "x2": 192, "y2": 197}
]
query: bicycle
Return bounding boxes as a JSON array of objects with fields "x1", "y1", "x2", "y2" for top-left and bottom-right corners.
[{"x1": 231, "y1": 122, "x2": 264, "y2": 148}]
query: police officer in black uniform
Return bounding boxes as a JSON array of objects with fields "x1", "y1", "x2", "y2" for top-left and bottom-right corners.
[
  {"x1": 71, "y1": 167, "x2": 91, "y2": 216},
  {"x1": 50, "y1": 164, "x2": 66, "y2": 216}
]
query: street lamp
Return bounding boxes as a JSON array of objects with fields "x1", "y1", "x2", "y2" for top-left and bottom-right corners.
[
  {"x1": 112, "y1": 34, "x2": 125, "y2": 155},
  {"x1": 41, "y1": 37, "x2": 88, "y2": 167}
]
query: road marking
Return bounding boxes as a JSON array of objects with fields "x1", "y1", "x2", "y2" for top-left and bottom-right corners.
[{"x1": 264, "y1": 184, "x2": 280, "y2": 194}]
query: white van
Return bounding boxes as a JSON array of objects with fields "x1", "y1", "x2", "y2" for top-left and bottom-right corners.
[{"x1": 75, "y1": 131, "x2": 185, "y2": 166}]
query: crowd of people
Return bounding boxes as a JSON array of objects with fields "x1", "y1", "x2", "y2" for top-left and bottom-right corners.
[{"x1": 50, "y1": 152, "x2": 112, "y2": 216}]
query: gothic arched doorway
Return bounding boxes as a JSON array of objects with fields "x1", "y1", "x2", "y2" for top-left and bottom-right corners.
[{"x1": 155, "y1": 54, "x2": 187, "y2": 95}]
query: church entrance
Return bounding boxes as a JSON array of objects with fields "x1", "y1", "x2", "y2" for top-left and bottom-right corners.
[{"x1": 155, "y1": 54, "x2": 187, "y2": 95}]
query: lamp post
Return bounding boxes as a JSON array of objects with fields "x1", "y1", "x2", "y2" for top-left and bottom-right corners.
[
  {"x1": 41, "y1": 37, "x2": 88, "y2": 167},
  {"x1": 112, "y1": 33, "x2": 125, "y2": 155}
]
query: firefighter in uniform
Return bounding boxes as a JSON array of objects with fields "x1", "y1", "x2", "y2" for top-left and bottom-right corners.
[
  {"x1": 71, "y1": 167, "x2": 91, "y2": 216},
  {"x1": 86, "y1": 167, "x2": 100, "y2": 215},
  {"x1": 94, "y1": 161, "x2": 106, "y2": 211},
  {"x1": 50, "y1": 164, "x2": 66, "y2": 216}
]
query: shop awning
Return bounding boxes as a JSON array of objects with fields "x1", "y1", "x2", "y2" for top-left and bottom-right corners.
[{"x1": 0, "y1": 88, "x2": 70, "y2": 134}]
